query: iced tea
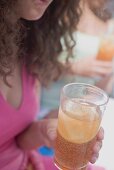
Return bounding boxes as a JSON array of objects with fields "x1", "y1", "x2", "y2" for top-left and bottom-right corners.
[{"x1": 54, "y1": 102, "x2": 101, "y2": 170}]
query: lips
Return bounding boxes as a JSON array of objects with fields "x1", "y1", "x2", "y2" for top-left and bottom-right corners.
[
  {"x1": 40, "y1": 0, "x2": 53, "y2": 3},
  {"x1": 35, "y1": 0, "x2": 52, "y2": 4}
]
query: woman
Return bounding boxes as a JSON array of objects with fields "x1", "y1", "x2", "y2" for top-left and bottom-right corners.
[{"x1": 0, "y1": 0, "x2": 103, "y2": 170}]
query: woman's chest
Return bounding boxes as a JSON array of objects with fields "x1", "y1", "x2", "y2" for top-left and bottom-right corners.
[
  {"x1": 0, "y1": 66, "x2": 39, "y2": 144},
  {"x1": 0, "y1": 66, "x2": 39, "y2": 111},
  {"x1": 0, "y1": 66, "x2": 23, "y2": 109}
]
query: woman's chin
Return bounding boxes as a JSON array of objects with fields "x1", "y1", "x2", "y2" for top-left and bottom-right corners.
[{"x1": 21, "y1": 9, "x2": 47, "y2": 21}]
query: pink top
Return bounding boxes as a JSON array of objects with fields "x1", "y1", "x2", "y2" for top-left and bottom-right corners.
[{"x1": 0, "y1": 66, "x2": 40, "y2": 170}]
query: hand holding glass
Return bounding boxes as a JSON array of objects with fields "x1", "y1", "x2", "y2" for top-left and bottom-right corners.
[
  {"x1": 54, "y1": 83, "x2": 108, "y2": 170},
  {"x1": 97, "y1": 35, "x2": 114, "y2": 61}
]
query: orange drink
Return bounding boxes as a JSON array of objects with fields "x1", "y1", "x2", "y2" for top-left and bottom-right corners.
[
  {"x1": 55, "y1": 105, "x2": 101, "y2": 170},
  {"x1": 54, "y1": 83, "x2": 108, "y2": 170},
  {"x1": 97, "y1": 36, "x2": 114, "y2": 61}
]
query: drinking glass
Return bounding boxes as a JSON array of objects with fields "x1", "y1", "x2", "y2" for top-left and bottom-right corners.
[
  {"x1": 54, "y1": 83, "x2": 108, "y2": 170},
  {"x1": 97, "y1": 35, "x2": 114, "y2": 61}
]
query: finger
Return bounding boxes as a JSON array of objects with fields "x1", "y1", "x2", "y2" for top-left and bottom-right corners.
[
  {"x1": 93, "y1": 141, "x2": 103, "y2": 154},
  {"x1": 95, "y1": 60, "x2": 113, "y2": 68},
  {"x1": 92, "y1": 67, "x2": 113, "y2": 77},
  {"x1": 40, "y1": 119, "x2": 57, "y2": 147},
  {"x1": 97, "y1": 127, "x2": 104, "y2": 141},
  {"x1": 47, "y1": 127, "x2": 57, "y2": 141},
  {"x1": 46, "y1": 119, "x2": 58, "y2": 141},
  {"x1": 90, "y1": 153, "x2": 99, "y2": 164}
]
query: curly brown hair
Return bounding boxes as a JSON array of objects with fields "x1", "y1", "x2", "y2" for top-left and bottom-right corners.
[{"x1": 0, "y1": 0, "x2": 81, "y2": 86}]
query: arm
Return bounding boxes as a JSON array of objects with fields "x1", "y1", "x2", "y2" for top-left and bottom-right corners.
[{"x1": 67, "y1": 57, "x2": 113, "y2": 78}]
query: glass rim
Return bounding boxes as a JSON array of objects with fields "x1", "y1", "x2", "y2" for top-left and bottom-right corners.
[{"x1": 62, "y1": 83, "x2": 109, "y2": 107}]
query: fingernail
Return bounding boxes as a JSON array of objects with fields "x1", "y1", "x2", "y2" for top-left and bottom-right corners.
[
  {"x1": 48, "y1": 132, "x2": 56, "y2": 140},
  {"x1": 91, "y1": 156, "x2": 97, "y2": 163},
  {"x1": 94, "y1": 145, "x2": 101, "y2": 153}
]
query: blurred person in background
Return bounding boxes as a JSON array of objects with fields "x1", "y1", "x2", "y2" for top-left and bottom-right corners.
[{"x1": 40, "y1": 0, "x2": 114, "y2": 119}]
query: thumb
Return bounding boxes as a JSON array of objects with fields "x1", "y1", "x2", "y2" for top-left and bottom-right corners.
[{"x1": 46, "y1": 119, "x2": 58, "y2": 141}]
